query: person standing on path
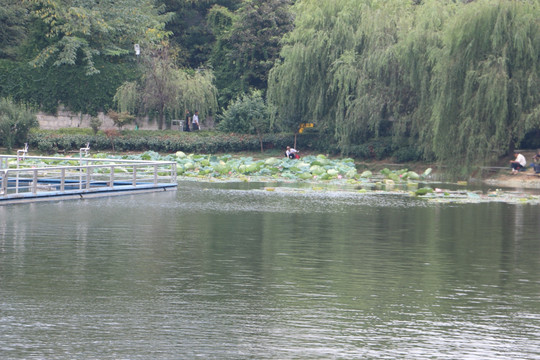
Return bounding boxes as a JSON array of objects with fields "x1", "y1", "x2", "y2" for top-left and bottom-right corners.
[
  {"x1": 192, "y1": 110, "x2": 200, "y2": 131},
  {"x1": 184, "y1": 110, "x2": 191, "y2": 132}
]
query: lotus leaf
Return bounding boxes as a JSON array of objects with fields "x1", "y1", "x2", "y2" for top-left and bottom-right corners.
[
  {"x1": 345, "y1": 169, "x2": 357, "y2": 178},
  {"x1": 265, "y1": 157, "x2": 279, "y2": 166},
  {"x1": 175, "y1": 151, "x2": 187, "y2": 158},
  {"x1": 387, "y1": 173, "x2": 400, "y2": 182},
  {"x1": 214, "y1": 164, "x2": 229, "y2": 174},
  {"x1": 246, "y1": 163, "x2": 261, "y2": 173},
  {"x1": 360, "y1": 170, "x2": 372, "y2": 178},
  {"x1": 415, "y1": 187, "x2": 433, "y2": 196},
  {"x1": 327, "y1": 169, "x2": 339, "y2": 176},
  {"x1": 310, "y1": 165, "x2": 325, "y2": 176}
]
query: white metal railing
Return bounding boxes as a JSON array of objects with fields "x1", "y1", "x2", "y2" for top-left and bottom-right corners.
[{"x1": 0, "y1": 155, "x2": 177, "y2": 199}]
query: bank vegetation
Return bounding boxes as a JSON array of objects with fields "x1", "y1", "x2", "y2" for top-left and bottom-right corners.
[{"x1": 0, "y1": 0, "x2": 539, "y2": 176}]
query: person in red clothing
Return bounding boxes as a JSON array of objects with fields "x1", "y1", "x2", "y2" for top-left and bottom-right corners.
[{"x1": 285, "y1": 146, "x2": 299, "y2": 159}]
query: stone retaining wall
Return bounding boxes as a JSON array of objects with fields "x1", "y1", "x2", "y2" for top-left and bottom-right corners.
[
  {"x1": 37, "y1": 109, "x2": 214, "y2": 131},
  {"x1": 37, "y1": 110, "x2": 158, "y2": 130}
]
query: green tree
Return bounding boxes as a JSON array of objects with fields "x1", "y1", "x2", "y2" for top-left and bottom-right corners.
[
  {"x1": 430, "y1": 0, "x2": 540, "y2": 175},
  {"x1": 0, "y1": 98, "x2": 38, "y2": 151},
  {"x1": 268, "y1": 0, "x2": 367, "y2": 145},
  {"x1": 0, "y1": 0, "x2": 29, "y2": 60},
  {"x1": 114, "y1": 46, "x2": 218, "y2": 130},
  {"x1": 218, "y1": 90, "x2": 270, "y2": 152},
  {"x1": 211, "y1": 0, "x2": 294, "y2": 107},
  {"x1": 26, "y1": 0, "x2": 172, "y2": 75},
  {"x1": 159, "y1": 0, "x2": 242, "y2": 68}
]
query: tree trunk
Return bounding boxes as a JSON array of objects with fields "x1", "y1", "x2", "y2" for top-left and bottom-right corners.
[
  {"x1": 158, "y1": 108, "x2": 164, "y2": 130},
  {"x1": 257, "y1": 130, "x2": 264, "y2": 153}
]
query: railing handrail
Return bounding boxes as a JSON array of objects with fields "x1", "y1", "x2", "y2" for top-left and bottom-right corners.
[
  {"x1": 1, "y1": 156, "x2": 177, "y2": 200},
  {"x1": 0, "y1": 154, "x2": 174, "y2": 165},
  {"x1": 1, "y1": 162, "x2": 176, "y2": 173}
]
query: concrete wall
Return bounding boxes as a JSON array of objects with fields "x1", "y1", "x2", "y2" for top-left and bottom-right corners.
[
  {"x1": 37, "y1": 109, "x2": 215, "y2": 131},
  {"x1": 37, "y1": 109, "x2": 159, "y2": 130}
]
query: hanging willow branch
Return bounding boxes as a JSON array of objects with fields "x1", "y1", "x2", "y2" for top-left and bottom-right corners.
[{"x1": 430, "y1": 0, "x2": 540, "y2": 175}]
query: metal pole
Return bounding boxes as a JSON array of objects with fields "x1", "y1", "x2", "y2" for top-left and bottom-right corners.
[
  {"x1": 32, "y1": 169, "x2": 38, "y2": 195},
  {"x1": 60, "y1": 168, "x2": 65, "y2": 192},
  {"x1": 86, "y1": 166, "x2": 91, "y2": 190},
  {"x1": 132, "y1": 166, "x2": 137, "y2": 186},
  {"x1": 16, "y1": 155, "x2": 19, "y2": 194},
  {"x1": 153, "y1": 165, "x2": 158, "y2": 186},
  {"x1": 110, "y1": 166, "x2": 115, "y2": 187},
  {"x1": 1, "y1": 170, "x2": 7, "y2": 196}
]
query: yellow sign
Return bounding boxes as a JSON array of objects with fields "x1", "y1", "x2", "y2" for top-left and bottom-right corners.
[{"x1": 299, "y1": 123, "x2": 314, "y2": 133}]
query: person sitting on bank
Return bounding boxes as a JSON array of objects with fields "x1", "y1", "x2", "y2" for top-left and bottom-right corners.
[
  {"x1": 532, "y1": 149, "x2": 540, "y2": 174},
  {"x1": 285, "y1": 146, "x2": 299, "y2": 159},
  {"x1": 510, "y1": 151, "x2": 526, "y2": 175}
]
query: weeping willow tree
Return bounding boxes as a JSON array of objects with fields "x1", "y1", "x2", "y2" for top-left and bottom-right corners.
[
  {"x1": 430, "y1": 0, "x2": 540, "y2": 175},
  {"x1": 175, "y1": 70, "x2": 218, "y2": 120},
  {"x1": 268, "y1": 0, "x2": 364, "y2": 136},
  {"x1": 268, "y1": 0, "x2": 421, "y2": 151},
  {"x1": 114, "y1": 47, "x2": 218, "y2": 129},
  {"x1": 330, "y1": 1, "x2": 415, "y2": 152},
  {"x1": 394, "y1": 0, "x2": 457, "y2": 160},
  {"x1": 269, "y1": 0, "x2": 540, "y2": 175}
]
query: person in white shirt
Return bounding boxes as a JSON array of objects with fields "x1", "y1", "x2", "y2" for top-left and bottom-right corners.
[
  {"x1": 285, "y1": 146, "x2": 299, "y2": 159},
  {"x1": 192, "y1": 110, "x2": 200, "y2": 130},
  {"x1": 510, "y1": 152, "x2": 526, "y2": 175}
]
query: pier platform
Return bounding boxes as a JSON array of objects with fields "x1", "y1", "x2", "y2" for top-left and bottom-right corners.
[{"x1": 0, "y1": 155, "x2": 177, "y2": 205}]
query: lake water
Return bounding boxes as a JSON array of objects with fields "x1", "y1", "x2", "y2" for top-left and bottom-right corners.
[{"x1": 1, "y1": 181, "x2": 540, "y2": 359}]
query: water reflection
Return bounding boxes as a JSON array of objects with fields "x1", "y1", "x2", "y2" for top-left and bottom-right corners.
[{"x1": 1, "y1": 182, "x2": 540, "y2": 359}]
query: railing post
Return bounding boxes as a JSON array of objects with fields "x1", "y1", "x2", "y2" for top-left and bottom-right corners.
[
  {"x1": 110, "y1": 166, "x2": 115, "y2": 187},
  {"x1": 60, "y1": 168, "x2": 65, "y2": 192},
  {"x1": 1, "y1": 170, "x2": 7, "y2": 196},
  {"x1": 86, "y1": 166, "x2": 91, "y2": 190},
  {"x1": 172, "y1": 163, "x2": 177, "y2": 183},
  {"x1": 79, "y1": 165, "x2": 83, "y2": 190},
  {"x1": 154, "y1": 165, "x2": 158, "y2": 186},
  {"x1": 132, "y1": 165, "x2": 137, "y2": 186},
  {"x1": 32, "y1": 169, "x2": 38, "y2": 194}
]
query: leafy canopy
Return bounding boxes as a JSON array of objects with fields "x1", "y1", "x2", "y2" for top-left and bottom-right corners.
[{"x1": 27, "y1": 0, "x2": 173, "y2": 75}]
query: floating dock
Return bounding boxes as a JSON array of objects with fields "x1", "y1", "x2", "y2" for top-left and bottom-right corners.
[{"x1": 0, "y1": 154, "x2": 177, "y2": 205}]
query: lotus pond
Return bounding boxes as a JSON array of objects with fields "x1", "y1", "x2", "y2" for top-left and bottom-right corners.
[{"x1": 9, "y1": 150, "x2": 540, "y2": 205}]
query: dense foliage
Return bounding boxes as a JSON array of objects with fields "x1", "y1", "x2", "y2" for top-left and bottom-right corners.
[
  {"x1": 0, "y1": 98, "x2": 38, "y2": 150},
  {"x1": 28, "y1": 129, "x2": 295, "y2": 154},
  {"x1": 269, "y1": 0, "x2": 540, "y2": 174},
  {"x1": 2, "y1": 0, "x2": 540, "y2": 175},
  {"x1": 26, "y1": 0, "x2": 172, "y2": 75},
  {"x1": 114, "y1": 47, "x2": 218, "y2": 129}
]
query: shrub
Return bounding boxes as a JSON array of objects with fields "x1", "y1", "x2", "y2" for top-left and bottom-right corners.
[
  {"x1": 393, "y1": 145, "x2": 422, "y2": 163},
  {"x1": 0, "y1": 98, "x2": 38, "y2": 150},
  {"x1": 27, "y1": 130, "x2": 296, "y2": 154},
  {"x1": 90, "y1": 117, "x2": 102, "y2": 135}
]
